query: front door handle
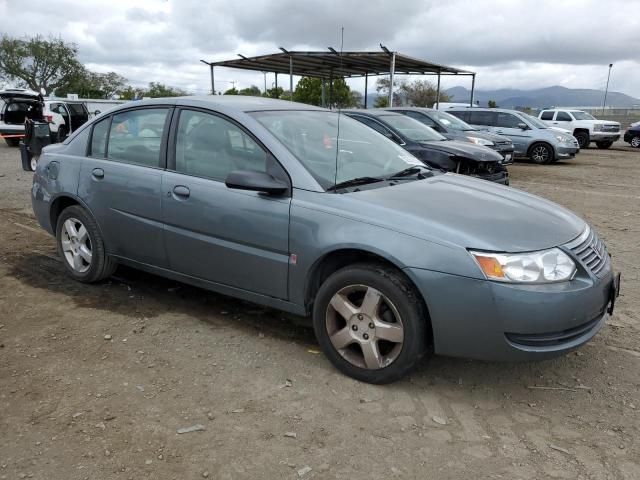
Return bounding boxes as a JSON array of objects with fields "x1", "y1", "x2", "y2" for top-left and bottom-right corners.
[
  {"x1": 92, "y1": 168, "x2": 104, "y2": 179},
  {"x1": 172, "y1": 185, "x2": 190, "y2": 198}
]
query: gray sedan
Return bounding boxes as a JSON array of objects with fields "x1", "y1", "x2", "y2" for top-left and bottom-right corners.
[{"x1": 31, "y1": 96, "x2": 619, "y2": 384}]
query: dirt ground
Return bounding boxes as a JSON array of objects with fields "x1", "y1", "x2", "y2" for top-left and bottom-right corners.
[{"x1": 0, "y1": 140, "x2": 638, "y2": 480}]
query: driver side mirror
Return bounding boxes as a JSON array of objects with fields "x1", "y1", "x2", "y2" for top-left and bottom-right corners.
[
  {"x1": 517, "y1": 122, "x2": 529, "y2": 130},
  {"x1": 94, "y1": 110, "x2": 101, "y2": 116},
  {"x1": 225, "y1": 170, "x2": 288, "y2": 195}
]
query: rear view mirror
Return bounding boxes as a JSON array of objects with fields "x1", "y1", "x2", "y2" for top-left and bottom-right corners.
[
  {"x1": 517, "y1": 122, "x2": 528, "y2": 130},
  {"x1": 225, "y1": 170, "x2": 288, "y2": 195}
]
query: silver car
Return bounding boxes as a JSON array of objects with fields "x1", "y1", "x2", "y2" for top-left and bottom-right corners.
[
  {"x1": 31, "y1": 97, "x2": 619, "y2": 383},
  {"x1": 448, "y1": 107, "x2": 579, "y2": 164}
]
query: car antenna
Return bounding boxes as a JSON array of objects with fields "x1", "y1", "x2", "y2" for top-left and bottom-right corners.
[{"x1": 332, "y1": 26, "x2": 345, "y2": 192}]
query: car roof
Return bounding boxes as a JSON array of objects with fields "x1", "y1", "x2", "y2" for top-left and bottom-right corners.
[
  {"x1": 386, "y1": 107, "x2": 435, "y2": 112},
  {"x1": 342, "y1": 109, "x2": 404, "y2": 118},
  {"x1": 447, "y1": 107, "x2": 524, "y2": 114},
  {"x1": 106, "y1": 95, "x2": 327, "y2": 114}
]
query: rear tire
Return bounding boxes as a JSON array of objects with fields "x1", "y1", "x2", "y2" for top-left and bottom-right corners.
[
  {"x1": 573, "y1": 131, "x2": 589, "y2": 149},
  {"x1": 529, "y1": 142, "x2": 554, "y2": 164},
  {"x1": 596, "y1": 141, "x2": 613, "y2": 149},
  {"x1": 56, "y1": 205, "x2": 117, "y2": 283},
  {"x1": 4, "y1": 138, "x2": 19, "y2": 147},
  {"x1": 312, "y1": 263, "x2": 429, "y2": 384},
  {"x1": 30, "y1": 153, "x2": 39, "y2": 172},
  {"x1": 630, "y1": 136, "x2": 640, "y2": 148}
]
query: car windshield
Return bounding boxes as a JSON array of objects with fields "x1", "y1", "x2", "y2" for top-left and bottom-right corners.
[
  {"x1": 570, "y1": 111, "x2": 596, "y2": 120},
  {"x1": 251, "y1": 110, "x2": 425, "y2": 190},
  {"x1": 523, "y1": 114, "x2": 548, "y2": 129},
  {"x1": 379, "y1": 114, "x2": 447, "y2": 141},
  {"x1": 428, "y1": 110, "x2": 475, "y2": 131}
]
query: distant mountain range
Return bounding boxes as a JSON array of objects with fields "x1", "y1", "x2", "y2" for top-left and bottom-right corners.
[{"x1": 365, "y1": 85, "x2": 640, "y2": 109}]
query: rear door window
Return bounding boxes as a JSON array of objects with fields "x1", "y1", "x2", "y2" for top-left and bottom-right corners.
[
  {"x1": 540, "y1": 111, "x2": 554, "y2": 120},
  {"x1": 468, "y1": 111, "x2": 498, "y2": 127},
  {"x1": 107, "y1": 108, "x2": 169, "y2": 167},
  {"x1": 556, "y1": 111, "x2": 572, "y2": 121},
  {"x1": 404, "y1": 111, "x2": 437, "y2": 127}
]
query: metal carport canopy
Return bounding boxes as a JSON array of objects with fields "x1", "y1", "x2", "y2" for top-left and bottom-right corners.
[{"x1": 200, "y1": 48, "x2": 476, "y2": 108}]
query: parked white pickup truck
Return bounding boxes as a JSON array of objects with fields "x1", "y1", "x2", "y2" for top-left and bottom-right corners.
[{"x1": 538, "y1": 109, "x2": 620, "y2": 149}]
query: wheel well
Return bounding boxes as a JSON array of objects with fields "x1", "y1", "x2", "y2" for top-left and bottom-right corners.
[
  {"x1": 527, "y1": 141, "x2": 554, "y2": 156},
  {"x1": 305, "y1": 248, "x2": 433, "y2": 346},
  {"x1": 50, "y1": 196, "x2": 79, "y2": 231},
  {"x1": 573, "y1": 128, "x2": 589, "y2": 137}
]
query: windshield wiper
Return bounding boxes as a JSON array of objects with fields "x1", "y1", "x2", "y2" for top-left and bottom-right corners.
[
  {"x1": 327, "y1": 176, "x2": 385, "y2": 192},
  {"x1": 386, "y1": 165, "x2": 433, "y2": 180}
]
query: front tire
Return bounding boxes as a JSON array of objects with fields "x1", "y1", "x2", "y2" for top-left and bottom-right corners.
[
  {"x1": 56, "y1": 205, "x2": 117, "y2": 283},
  {"x1": 630, "y1": 136, "x2": 640, "y2": 148},
  {"x1": 312, "y1": 263, "x2": 428, "y2": 384},
  {"x1": 596, "y1": 141, "x2": 613, "y2": 149},
  {"x1": 529, "y1": 142, "x2": 553, "y2": 164},
  {"x1": 573, "y1": 131, "x2": 589, "y2": 149},
  {"x1": 29, "y1": 153, "x2": 39, "y2": 172}
]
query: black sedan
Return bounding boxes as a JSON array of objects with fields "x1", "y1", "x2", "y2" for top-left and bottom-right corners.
[
  {"x1": 386, "y1": 107, "x2": 515, "y2": 163},
  {"x1": 344, "y1": 110, "x2": 509, "y2": 185},
  {"x1": 623, "y1": 124, "x2": 640, "y2": 148}
]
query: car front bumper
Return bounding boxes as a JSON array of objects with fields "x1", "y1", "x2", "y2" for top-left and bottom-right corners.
[
  {"x1": 491, "y1": 145, "x2": 515, "y2": 164},
  {"x1": 556, "y1": 144, "x2": 578, "y2": 159},
  {"x1": 405, "y1": 265, "x2": 617, "y2": 362},
  {"x1": 470, "y1": 170, "x2": 509, "y2": 185},
  {"x1": 591, "y1": 132, "x2": 620, "y2": 142}
]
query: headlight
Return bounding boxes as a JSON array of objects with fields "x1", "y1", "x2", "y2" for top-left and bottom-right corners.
[
  {"x1": 466, "y1": 136, "x2": 494, "y2": 146},
  {"x1": 470, "y1": 248, "x2": 576, "y2": 283},
  {"x1": 555, "y1": 135, "x2": 570, "y2": 143}
]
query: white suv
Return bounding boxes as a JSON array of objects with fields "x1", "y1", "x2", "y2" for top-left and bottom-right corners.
[
  {"x1": 538, "y1": 109, "x2": 620, "y2": 149},
  {"x1": 0, "y1": 88, "x2": 89, "y2": 146}
]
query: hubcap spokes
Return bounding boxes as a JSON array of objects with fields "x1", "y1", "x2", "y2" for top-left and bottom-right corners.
[
  {"x1": 326, "y1": 285, "x2": 404, "y2": 370},
  {"x1": 533, "y1": 147, "x2": 548, "y2": 162},
  {"x1": 61, "y1": 218, "x2": 92, "y2": 273}
]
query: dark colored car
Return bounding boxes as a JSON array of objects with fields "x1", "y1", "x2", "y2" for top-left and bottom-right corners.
[
  {"x1": 386, "y1": 107, "x2": 515, "y2": 163},
  {"x1": 623, "y1": 124, "x2": 640, "y2": 148},
  {"x1": 344, "y1": 109, "x2": 509, "y2": 185},
  {"x1": 31, "y1": 97, "x2": 620, "y2": 384}
]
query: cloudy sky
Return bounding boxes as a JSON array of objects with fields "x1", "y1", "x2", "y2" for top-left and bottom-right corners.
[{"x1": 1, "y1": 0, "x2": 639, "y2": 98}]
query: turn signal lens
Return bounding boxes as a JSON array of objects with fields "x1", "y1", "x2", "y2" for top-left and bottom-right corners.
[{"x1": 474, "y1": 255, "x2": 505, "y2": 279}]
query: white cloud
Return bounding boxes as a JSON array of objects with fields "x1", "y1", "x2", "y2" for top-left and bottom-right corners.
[{"x1": 0, "y1": 0, "x2": 638, "y2": 98}]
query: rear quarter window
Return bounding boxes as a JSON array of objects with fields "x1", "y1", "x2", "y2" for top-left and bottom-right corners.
[{"x1": 90, "y1": 117, "x2": 110, "y2": 157}]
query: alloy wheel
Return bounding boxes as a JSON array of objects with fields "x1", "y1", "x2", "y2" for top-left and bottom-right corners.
[
  {"x1": 325, "y1": 284, "x2": 404, "y2": 370},
  {"x1": 30, "y1": 154, "x2": 39, "y2": 172},
  {"x1": 532, "y1": 145, "x2": 549, "y2": 163},
  {"x1": 632, "y1": 136, "x2": 640, "y2": 148},
  {"x1": 60, "y1": 218, "x2": 92, "y2": 273}
]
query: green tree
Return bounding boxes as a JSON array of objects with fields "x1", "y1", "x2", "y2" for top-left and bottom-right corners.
[
  {"x1": 264, "y1": 86, "x2": 284, "y2": 99},
  {"x1": 224, "y1": 87, "x2": 239, "y2": 95},
  {"x1": 238, "y1": 85, "x2": 261, "y2": 96},
  {"x1": 292, "y1": 76, "x2": 358, "y2": 107},
  {"x1": 488, "y1": 99, "x2": 497, "y2": 108},
  {"x1": 55, "y1": 70, "x2": 127, "y2": 99},
  {"x1": 375, "y1": 77, "x2": 401, "y2": 106},
  {"x1": 399, "y1": 79, "x2": 451, "y2": 107},
  {"x1": 146, "y1": 82, "x2": 187, "y2": 98},
  {"x1": 373, "y1": 95, "x2": 389, "y2": 108},
  {"x1": 118, "y1": 85, "x2": 145, "y2": 100},
  {"x1": 0, "y1": 35, "x2": 83, "y2": 93}
]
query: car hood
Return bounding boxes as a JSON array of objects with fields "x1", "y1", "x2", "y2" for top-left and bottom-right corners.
[
  {"x1": 549, "y1": 126, "x2": 572, "y2": 135},
  {"x1": 339, "y1": 173, "x2": 585, "y2": 252},
  {"x1": 591, "y1": 119, "x2": 620, "y2": 126},
  {"x1": 419, "y1": 139, "x2": 503, "y2": 162}
]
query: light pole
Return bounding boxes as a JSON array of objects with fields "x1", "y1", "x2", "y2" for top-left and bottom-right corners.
[{"x1": 602, "y1": 63, "x2": 613, "y2": 115}]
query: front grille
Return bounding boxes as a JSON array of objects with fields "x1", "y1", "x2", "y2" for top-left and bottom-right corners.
[
  {"x1": 602, "y1": 124, "x2": 620, "y2": 133},
  {"x1": 564, "y1": 227, "x2": 609, "y2": 277},
  {"x1": 505, "y1": 314, "x2": 603, "y2": 347}
]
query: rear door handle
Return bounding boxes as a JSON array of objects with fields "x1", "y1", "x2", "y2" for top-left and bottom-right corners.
[
  {"x1": 172, "y1": 185, "x2": 190, "y2": 198},
  {"x1": 92, "y1": 168, "x2": 104, "y2": 179}
]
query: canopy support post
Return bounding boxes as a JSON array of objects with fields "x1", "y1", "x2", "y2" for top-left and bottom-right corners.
[
  {"x1": 388, "y1": 51, "x2": 396, "y2": 107},
  {"x1": 436, "y1": 70, "x2": 441, "y2": 109},
  {"x1": 364, "y1": 73, "x2": 368, "y2": 108},
  {"x1": 470, "y1": 74, "x2": 476, "y2": 107},
  {"x1": 210, "y1": 64, "x2": 215, "y2": 95},
  {"x1": 321, "y1": 78, "x2": 326, "y2": 108},
  {"x1": 289, "y1": 55, "x2": 294, "y2": 98}
]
